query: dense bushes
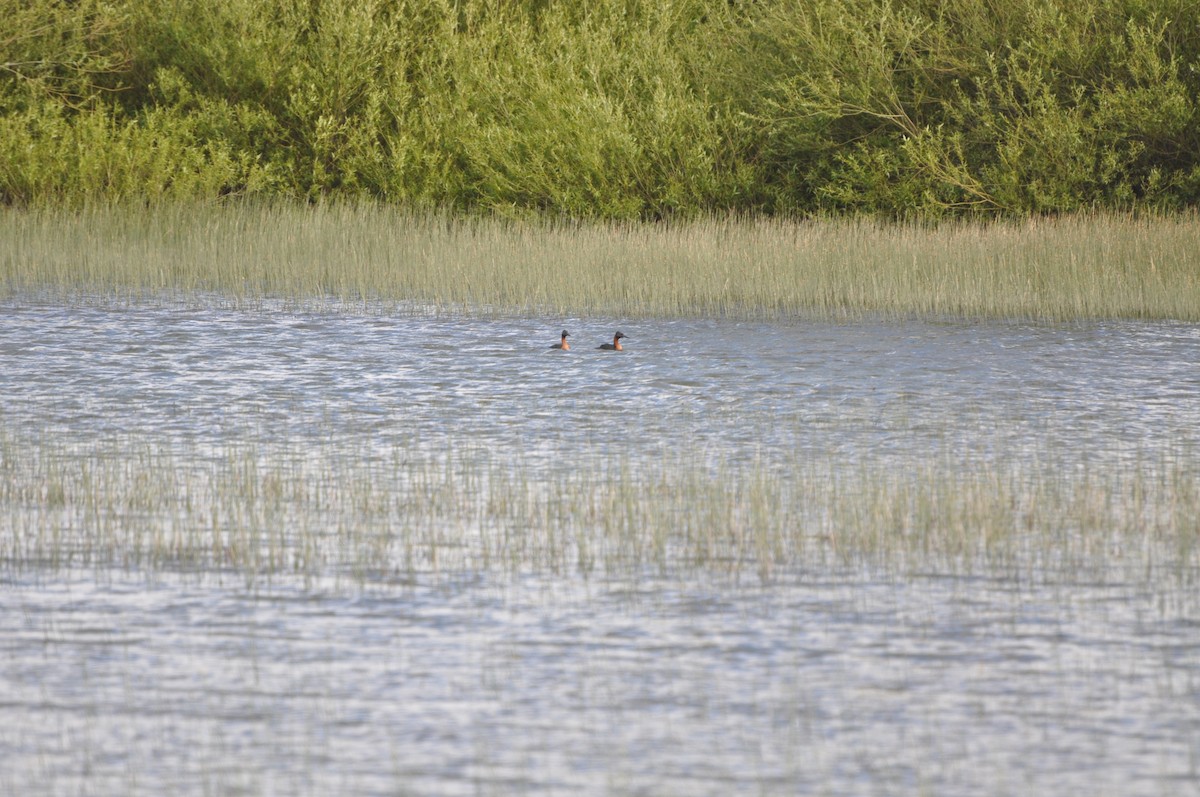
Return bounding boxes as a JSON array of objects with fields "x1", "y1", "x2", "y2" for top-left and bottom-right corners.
[
  {"x1": 2, "y1": 0, "x2": 1198, "y2": 217},
  {"x1": 713, "y1": 0, "x2": 1200, "y2": 214}
]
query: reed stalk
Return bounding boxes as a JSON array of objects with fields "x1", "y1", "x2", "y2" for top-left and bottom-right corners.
[
  {"x1": 2, "y1": 429, "x2": 1196, "y2": 584},
  {"x1": 3, "y1": 203, "x2": 1199, "y2": 321}
]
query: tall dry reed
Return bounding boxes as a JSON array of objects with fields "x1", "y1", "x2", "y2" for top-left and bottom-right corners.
[{"x1": 3, "y1": 203, "x2": 1199, "y2": 320}]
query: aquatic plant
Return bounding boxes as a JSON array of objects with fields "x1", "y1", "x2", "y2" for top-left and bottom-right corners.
[
  {"x1": 1, "y1": 429, "x2": 1196, "y2": 586},
  {"x1": 3, "y1": 202, "x2": 1199, "y2": 321}
]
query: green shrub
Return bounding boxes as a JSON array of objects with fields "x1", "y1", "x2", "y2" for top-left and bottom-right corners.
[
  {"x1": 2, "y1": 0, "x2": 1198, "y2": 217},
  {"x1": 709, "y1": 0, "x2": 1200, "y2": 216}
]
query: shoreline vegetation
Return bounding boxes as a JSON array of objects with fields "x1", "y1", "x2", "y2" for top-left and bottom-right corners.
[
  {"x1": 3, "y1": 202, "x2": 1200, "y2": 321},
  {"x1": 6, "y1": 0, "x2": 1199, "y2": 320},
  {"x1": 2, "y1": 0, "x2": 1199, "y2": 218}
]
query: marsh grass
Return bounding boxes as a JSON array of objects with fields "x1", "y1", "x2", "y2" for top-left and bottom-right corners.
[
  {"x1": 2, "y1": 429, "x2": 1196, "y2": 586},
  {"x1": 3, "y1": 203, "x2": 1200, "y2": 321}
]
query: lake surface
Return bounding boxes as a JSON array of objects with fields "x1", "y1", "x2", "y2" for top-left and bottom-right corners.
[
  {"x1": 2, "y1": 299, "x2": 1199, "y2": 795},
  {"x1": 3, "y1": 303, "x2": 1199, "y2": 465}
]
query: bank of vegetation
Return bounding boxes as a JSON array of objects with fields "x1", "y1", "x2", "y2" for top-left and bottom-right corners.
[
  {"x1": 3, "y1": 0, "x2": 1199, "y2": 218},
  {"x1": 5, "y1": 203, "x2": 1200, "y2": 320}
]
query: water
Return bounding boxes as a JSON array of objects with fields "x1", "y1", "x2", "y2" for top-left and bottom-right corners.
[
  {"x1": 4, "y1": 303, "x2": 1199, "y2": 466},
  {"x1": 2, "y1": 299, "x2": 1199, "y2": 795}
]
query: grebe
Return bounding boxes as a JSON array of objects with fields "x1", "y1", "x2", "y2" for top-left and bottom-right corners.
[
  {"x1": 598, "y1": 331, "x2": 626, "y2": 351},
  {"x1": 550, "y1": 330, "x2": 570, "y2": 350}
]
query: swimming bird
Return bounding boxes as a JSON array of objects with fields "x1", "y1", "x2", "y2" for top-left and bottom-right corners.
[
  {"x1": 598, "y1": 331, "x2": 626, "y2": 351},
  {"x1": 550, "y1": 330, "x2": 570, "y2": 350}
]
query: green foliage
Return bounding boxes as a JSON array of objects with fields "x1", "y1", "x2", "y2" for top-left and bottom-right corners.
[
  {"x1": 0, "y1": 0, "x2": 129, "y2": 109},
  {"x1": 2, "y1": 0, "x2": 1199, "y2": 216},
  {"x1": 711, "y1": 0, "x2": 1200, "y2": 216}
]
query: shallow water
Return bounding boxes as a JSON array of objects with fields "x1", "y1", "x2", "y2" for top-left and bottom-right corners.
[{"x1": 2, "y1": 300, "x2": 1199, "y2": 796}]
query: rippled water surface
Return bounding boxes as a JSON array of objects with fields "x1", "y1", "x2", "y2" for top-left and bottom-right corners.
[
  {"x1": 2, "y1": 300, "x2": 1199, "y2": 796},
  {"x1": 0, "y1": 303, "x2": 1197, "y2": 458}
]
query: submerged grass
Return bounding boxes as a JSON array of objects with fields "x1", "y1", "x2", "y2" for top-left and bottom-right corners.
[
  {"x1": 2, "y1": 430, "x2": 1196, "y2": 586},
  {"x1": 3, "y1": 202, "x2": 1200, "y2": 321}
]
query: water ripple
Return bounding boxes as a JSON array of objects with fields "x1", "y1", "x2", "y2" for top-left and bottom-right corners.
[{"x1": 3, "y1": 302, "x2": 1198, "y2": 470}]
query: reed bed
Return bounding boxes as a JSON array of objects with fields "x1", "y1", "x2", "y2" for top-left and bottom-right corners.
[
  {"x1": 2, "y1": 429, "x2": 1196, "y2": 586},
  {"x1": 3, "y1": 203, "x2": 1199, "y2": 321}
]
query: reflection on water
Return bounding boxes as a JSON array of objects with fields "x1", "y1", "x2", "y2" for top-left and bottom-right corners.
[{"x1": 1, "y1": 299, "x2": 1199, "y2": 796}]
